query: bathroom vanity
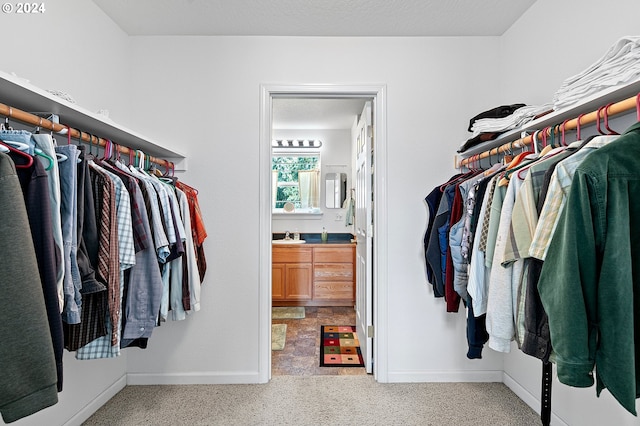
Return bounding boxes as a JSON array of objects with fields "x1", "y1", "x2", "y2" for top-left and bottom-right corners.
[{"x1": 272, "y1": 242, "x2": 355, "y2": 307}]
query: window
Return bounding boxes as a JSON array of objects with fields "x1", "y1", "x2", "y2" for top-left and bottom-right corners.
[{"x1": 272, "y1": 150, "x2": 321, "y2": 213}]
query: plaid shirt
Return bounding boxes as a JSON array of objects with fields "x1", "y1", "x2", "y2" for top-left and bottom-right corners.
[
  {"x1": 530, "y1": 135, "x2": 619, "y2": 261},
  {"x1": 77, "y1": 163, "x2": 135, "y2": 359},
  {"x1": 118, "y1": 162, "x2": 170, "y2": 263}
]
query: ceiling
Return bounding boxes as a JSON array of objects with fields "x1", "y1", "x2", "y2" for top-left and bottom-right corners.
[
  {"x1": 93, "y1": 0, "x2": 536, "y2": 37},
  {"x1": 92, "y1": 0, "x2": 536, "y2": 129}
]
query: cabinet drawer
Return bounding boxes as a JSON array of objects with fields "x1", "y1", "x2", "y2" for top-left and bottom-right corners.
[
  {"x1": 314, "y1": 281, "x2": 354, "y2": 300},
  {"x1": 313, "y1": 247, "x2": 354, "y2": 263},
  {"x1": 314, "y1": 263, "x2": 354, "y2": 281},
  {"x1": 273, "y1": 247, "x2": 313, "y2": 263}
]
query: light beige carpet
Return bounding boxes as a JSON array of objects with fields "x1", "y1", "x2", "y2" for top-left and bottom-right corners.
[
  {"x1": 271, "y1": 324, "x2": 287, "y2": 350},
  {"x1": 83, "y1": 376, "x2": 542, "y2": 425},
  {"x1": 272, "y1": 306, "x2": 305, "y2": 319}
]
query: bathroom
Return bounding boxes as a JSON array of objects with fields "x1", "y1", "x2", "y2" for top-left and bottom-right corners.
[{"x1": 270, "y1": 97, "x2": 369, "y2": 375}]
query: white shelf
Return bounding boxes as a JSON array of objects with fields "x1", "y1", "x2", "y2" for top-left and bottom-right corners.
[
  {"x1": 459, "y1": 78, "x2": 640, "y2": 158},
  {"x1": 0, "y1": 70, "x2": 186, "y2": 161}
]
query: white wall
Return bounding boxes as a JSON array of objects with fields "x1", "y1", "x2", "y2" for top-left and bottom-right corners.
[
  {"x1": 499, "y1": 0, "x2": 640, "y2": 424},
  {"x1": 0, "y1": 0, "x2": 132, "y2": 126},
  {"x1": 0, "y1": 2, "x2": 131, "y2": 425},
  {"x1": 122, "y1": 35, "x2": 505, "y2": 382},
  {"x1": 272, "y1": 128, "x2": 353, "y2": 234}
]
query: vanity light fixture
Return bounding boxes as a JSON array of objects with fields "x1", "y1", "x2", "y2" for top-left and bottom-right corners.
[{"x1": 271, "y1": 139, "x2": 322, "y2": 148}]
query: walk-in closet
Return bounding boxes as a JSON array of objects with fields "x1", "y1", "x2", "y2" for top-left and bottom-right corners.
[{"x1": 3, "y1": 1, "x2": 640, "y2": 425}]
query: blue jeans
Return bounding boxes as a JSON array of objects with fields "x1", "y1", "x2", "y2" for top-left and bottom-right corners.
[
  {"x1": 0, "y1": 130, "x2": 35, "y2": 154},
  {"x1": 55, "y1": 144, "x2": 82, "y2": 324}
]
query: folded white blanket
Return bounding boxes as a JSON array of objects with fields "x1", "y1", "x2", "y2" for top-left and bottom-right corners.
[{"x1": 553, "y1": 36, "x2": 640, "y2": 110}]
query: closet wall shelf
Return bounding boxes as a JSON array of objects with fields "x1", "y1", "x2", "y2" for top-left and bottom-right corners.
[
  {"x1": 0, "y1": 70, "x2": 187, "y2": 165},
  {"x1": 459, "y1": 78, "x2": 640, "y2": 159}
]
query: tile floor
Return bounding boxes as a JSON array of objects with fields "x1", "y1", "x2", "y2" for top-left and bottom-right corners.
[{"x1": 272, "y1": 306, "x2": 367, "y2": 376}]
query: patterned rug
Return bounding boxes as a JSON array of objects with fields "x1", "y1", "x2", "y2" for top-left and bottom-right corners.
[
  {"x1": 320, "y1": 325, "x2": 364, "y2": 367},
  {"x1": 272, "y1": 324, "x2": 287, "y2": 351},
  {"x1": 272, "y1": 307, "x2": 305, "y2": 319}
]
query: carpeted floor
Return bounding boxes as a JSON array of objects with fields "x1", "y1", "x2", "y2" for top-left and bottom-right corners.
[{"x1": 82, "y1": 376, "x2": 541, "y2": 425}]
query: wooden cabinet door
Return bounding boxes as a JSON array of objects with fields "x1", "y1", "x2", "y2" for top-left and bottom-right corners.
[
  {"x1": 285, "y1": 263, "x2": 313, "y2": 300},
  {"x1": 272, "y1": 263, "x2": 286, "y2": 301}
]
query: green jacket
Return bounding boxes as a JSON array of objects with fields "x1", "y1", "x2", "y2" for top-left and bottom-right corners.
[
  {"x1": 0, "y1": 153, "x2": 58, "y2": 423},
  {"x1": 539, "y1": 121, "x2": 640, "y2": 415}
]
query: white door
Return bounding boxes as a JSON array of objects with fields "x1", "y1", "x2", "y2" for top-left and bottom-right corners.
[{"x1": 355, "y1": 101, "x2": 373, "y2": 373}]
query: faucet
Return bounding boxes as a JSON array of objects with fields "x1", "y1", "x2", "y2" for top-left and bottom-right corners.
[{"x1": 284, "y1": 231, "x2": 291, "y2": 240}]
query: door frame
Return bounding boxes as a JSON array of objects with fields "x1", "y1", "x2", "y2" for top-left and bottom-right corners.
[{"x1": 258, "y1": 84, "x2": 389, "y2": 383}]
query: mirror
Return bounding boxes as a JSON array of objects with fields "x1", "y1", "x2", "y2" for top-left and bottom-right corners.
[{"x1": 325, "y1": 172, "x2": 347, "y2": 208}]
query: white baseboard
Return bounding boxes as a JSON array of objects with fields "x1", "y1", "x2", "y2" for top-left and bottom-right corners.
[
  {"x1": 63, "y1": 375, "x2": 127, "y2": 426},
  {"x1": 385, "y1": 370, "x2": 503, "y2": 383},
  {"x1": 127, "y1": 371, "x2": 265, "y2": 385},
  {"x1": 502, "y1": 371, "x2": 568, "y2": 426}
]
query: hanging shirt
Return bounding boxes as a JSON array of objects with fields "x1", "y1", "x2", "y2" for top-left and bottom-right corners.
[
  {"x1": 176, "y1": 187, "x2": 201, "y2": 313},
  {"x1": 133, "y1": 166, "x2": 178, "y2": 249},
  {"x1": 529, "y1": 135, "x2": 619, "y2": 261},
  {"x1": 467, "y1": 175, "x2": 498, "y2": 317},
  {"x1": 77, "y1": 162, "x2": 134, "y2": 359},
  {"x1": 176, "y1": 181, "x2": 208, "y2": 282},
  {"x1": 119, "y1": 162, "x2": 170, "y2": 263},
  {"x1": 485, "y1": 176, "x2": 524, "y2": 353}
]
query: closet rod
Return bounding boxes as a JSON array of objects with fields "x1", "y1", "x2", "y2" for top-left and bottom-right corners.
[
  {"x1": 0, "y1": 102, "x2": 172, "y2": 169},
  {"x1": 459, "y1": 93, "x2": 640, "y2": 167}
]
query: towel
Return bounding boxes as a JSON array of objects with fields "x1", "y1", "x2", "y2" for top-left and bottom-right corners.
[{"x1": 343, "y1": 196, "x2": 355, "y2": 226}]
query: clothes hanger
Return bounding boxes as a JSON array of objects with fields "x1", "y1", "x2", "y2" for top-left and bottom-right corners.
[
  {"x1": 56, "y1": 152, "x2": 68, "y2": 163},
  {"x1": 575, "y1": 113, "x2": 585, "y2": 141},
  {"x1": 1, "y1": 140, "x2": 30, "y2": 152},
  {"x1": 602, "y1": 103, "x2": 620, "y2": 135},
  {"x1": 34, "y1": 148, "x2": 54, "y2": 171},
  {"x1": 2, "y1": 111, "x2": 13, "y2": 131},
  {"x1": 100, "y1": 137, "x2": 112, "y2": 161},
  {"x1": 64, "y1": 125, "x2": 72, "y2": 145},
  {"x1": 34, "y1": 116, "x2": 43, "y2": 134},
  {"x1": 537, "y1": 130, "x2": 553, "y2": 157},
  {"x1": 497, "y1": 137, "x2": 536, "y2": 186},
  {"x1": 0, "y1": 139, "x2": 33, "y2": 168},
  {"x1": 439, "y1": 168, "x2": 473, "y2": 191},
  {"x1": 595, "y1": 106, "x2": 607, "y2": 136},
  {"x1": 560, "y1": 119, "x2": 570, "y2": 147}
]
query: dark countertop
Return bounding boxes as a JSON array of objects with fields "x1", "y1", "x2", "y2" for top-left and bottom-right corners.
[{"x1": 273, "y1": 232, "x2": 354, "y2": 244}]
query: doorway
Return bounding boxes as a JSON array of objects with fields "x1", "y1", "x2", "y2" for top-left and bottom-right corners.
[{"x1": 258, "y1": 84, "x2": 389, "y2": 383}]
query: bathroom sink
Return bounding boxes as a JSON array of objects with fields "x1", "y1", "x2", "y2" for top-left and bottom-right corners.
[{"x1": 272, "y1": 239, "x2": 306, "y2": 244}]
